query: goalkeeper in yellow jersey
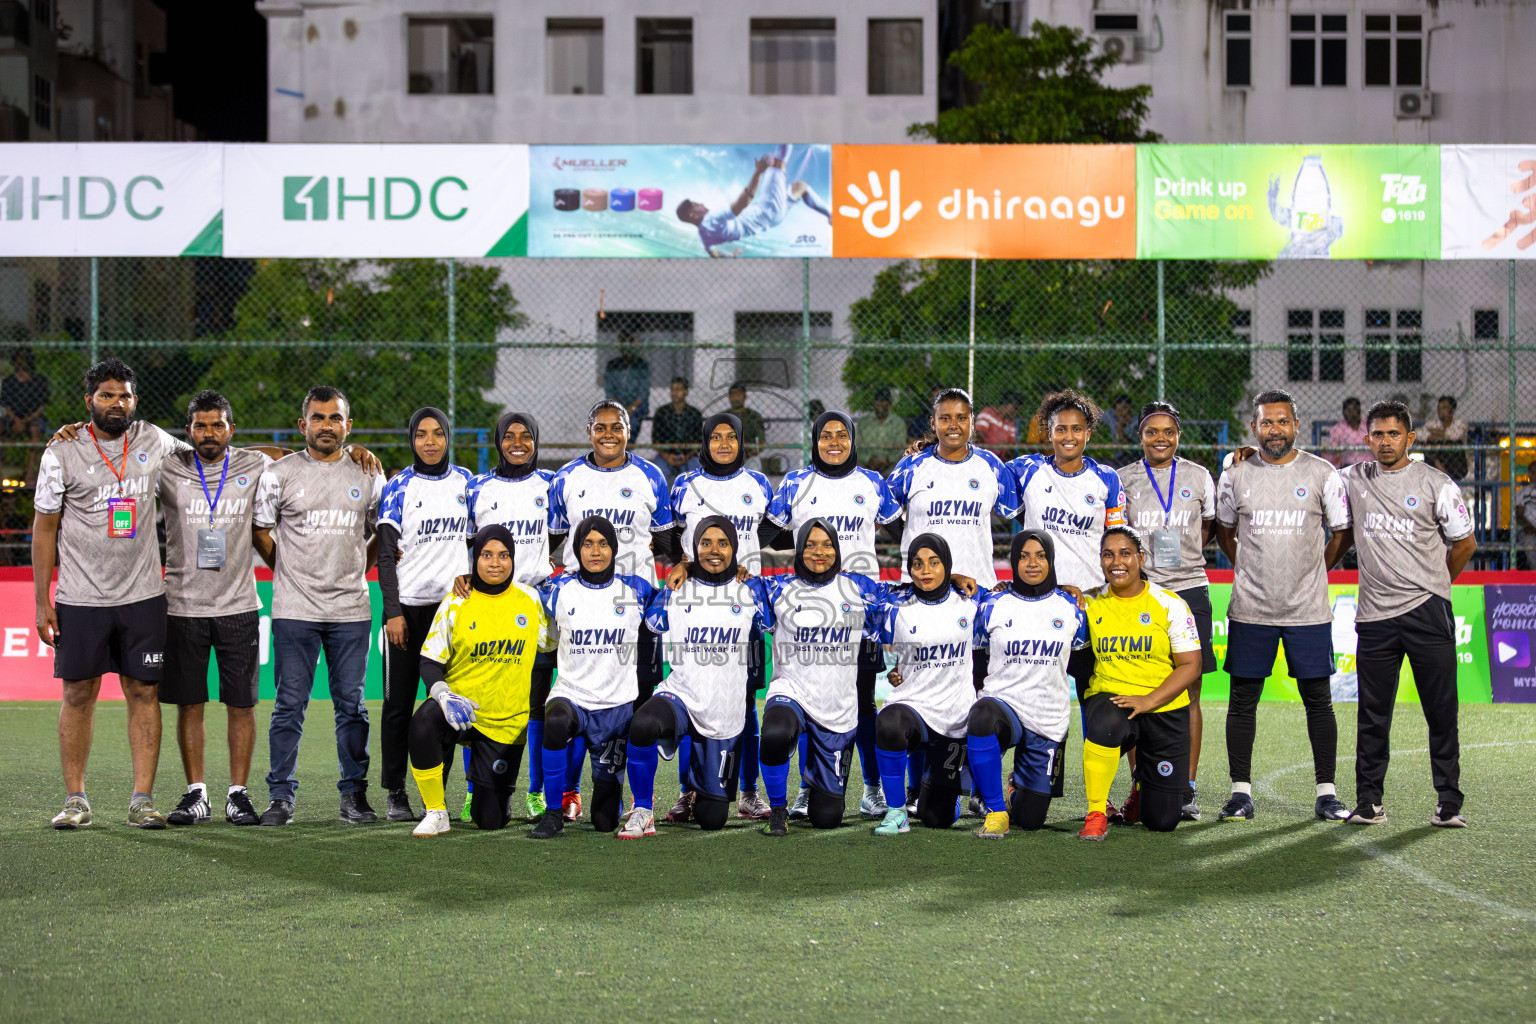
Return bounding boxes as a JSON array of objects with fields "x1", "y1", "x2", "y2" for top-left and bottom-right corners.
[{"x1": 409, "y1": 524, "x2": 556, "y2": 836}]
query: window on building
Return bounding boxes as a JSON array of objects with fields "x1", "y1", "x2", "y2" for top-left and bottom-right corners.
[
  {"x1": 1474, "y1": 309, "x2": 1501, "y2": 341},
  {"x1": 732, "y1": 312, "x2": 832, "y2": 388},
  {"x1": 1231, "y1": 308, "x2": 1252, "y2": 341},
  {"x1": 868, "y1": 19, "x2": 921, "y2": 95},
  {"x1": 1287, "y1": 308, "x2": 1345, "y2": 382},
  {"x1": 1290, "y1": 14, "x2": 1347, "y2": 87},
  {"x1": 1364, "y1": 14, "x2": 1422, "y2": 87},
  {"x1": 407, "y1": 18, "x2": 494, "y2": 95},
  {"x1": 751, "y1": 18, "x2": 835, "y2": 96},
  {"x1": 546, "y1": 19, "x2": 602, "y2": 95},
  {"x1": 32, "y1": 0, "x2": 52, "y2": 29},
  {"x1": 636, "y1": 18, "x2": 692, "y2": 95},
  {"x1": 31, "y1": 74, "x2": 50, "y2": 130},
  {"x1": 1365, "y1": 308, "x2": 1422, "y2": 382},
  {"x1": 1224, "y1": 12, "x2": 1252, "y2": 88}
]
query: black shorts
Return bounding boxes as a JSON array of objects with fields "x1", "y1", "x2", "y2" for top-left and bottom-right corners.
[
  {"x1": 1082, "y1": 693, "x2": 1190, "y2": 793},
  {"x1": 464, "y1": 731, "x2": 524, "y2": 794},
  {"x1": 160, "y1": 611, "x2": 261, "y2": 708},
  {"x1": 55, "y1": 595, "x2": 167, "y2": 683},
  {"x1": 1175, "y1": 585, "x2": 1219, "y2": 676}
]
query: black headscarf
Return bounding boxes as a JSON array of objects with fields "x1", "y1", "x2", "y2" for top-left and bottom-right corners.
[
  {"x1": 699, "y1": 412, "x2": 744, "y2": 478},
  {"x1": 811, "y1": 410, "x2": 858, "y2": 479},
  {"x1": 907, "y1": 532, "x2": 954, "y2": 605},
  {"x1": 408, "y1": 406, "x2": 451, "y2": 477},
  {"x1": 573, "y1": 515, "x2": 618, "y2": 587},
  {"x1": 793, "y1": 517, "x2": 842, "y2": 586},
  {"x1": 688, "y1": 515, "x2": 739, "y2": 586},
  {"x1": 494, "y1": 411, "x2": 539, "y2": 480},
  {"x1": 469, "y1": 524, "x2": 516, "y2": 596},
  {"x1": 1010, "y1": 529, "x2": 1058, "y2": 599}
]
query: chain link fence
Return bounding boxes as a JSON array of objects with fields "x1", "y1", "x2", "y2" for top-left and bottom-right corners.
[{"x1": 0, "y1": 253, "x2": 1530, "y2": 567}]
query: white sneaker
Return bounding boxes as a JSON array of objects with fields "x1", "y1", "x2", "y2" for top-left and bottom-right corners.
[
  {"x1": 788, "y1": 786, "x2": 810, "y2": 820},
  {"x1": 618, "y1": 806, "x2": 655, "y2": 839},
  {"x1": 859, "y1": 784, "x2": 887, "y2": 817},
  {"x1": 413, "y1": 809, "x2": 451, "y2": 837}
]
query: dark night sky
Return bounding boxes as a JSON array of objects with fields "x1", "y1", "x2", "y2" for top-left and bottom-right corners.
[{"x1": 157, "y1": 0, "x2": 268, "y2": 141}]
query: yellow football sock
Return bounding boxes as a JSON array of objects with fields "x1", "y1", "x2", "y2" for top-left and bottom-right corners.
[
  {"x1": 1083, "y1": 740, "x2": 1121, "y2": 816},
  {"x1": 412, "y1": 764, "x2": 446, "y2": 813}
]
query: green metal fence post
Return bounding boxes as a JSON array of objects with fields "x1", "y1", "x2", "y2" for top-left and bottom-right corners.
[
  {"x1": 447, "y1": 258, "x2": 458, "y2": 430},
  {"x1": 1156, "y1": 259, "x2": 1167, "y2": 402},
  {"x1": 802, "y1": 257, "x2": 812, "y2": 461},
  {"x1": 1510, "y1": 259, "x2": 1519, "y2": 567},
  {"x1": 89, "y1": 257, "x2": 99, "y2": 364}
]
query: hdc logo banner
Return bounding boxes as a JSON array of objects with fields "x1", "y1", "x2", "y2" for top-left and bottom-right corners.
[
  {"x1": 831, "y1": 145, "x2": 1135, "y2": 258},
  {"x1": 1485, "y1": 584, "x2": 1536, "y2": 702},
  {"x1": 1440, "y1": 145, "x2": 1536, "y2": 258},
  {"x1": 0, "y1": 143, "x2": 223, "y2": 256},
  {"x1": 222, "y1": 144, "x2": 529, "y2": 257}
]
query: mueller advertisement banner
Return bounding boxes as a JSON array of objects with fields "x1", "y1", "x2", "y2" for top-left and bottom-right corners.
[
  {"x1": 528, "y1": 144, "x2": 832, "y2": 257},
  {"x1": 1440, "y1": 145, "x2": 1536, "y2": 258},
  {"x1": 222, "y1": 144, "x2": 529, "y2": 257},
  {"x1": 0, "y1": 143, "x2": 223, "y2": 256},
  {"x1": 831, "y1": 144, "x2": 1136, "y2": 258},
  {"x1": 1136, "y1": 145, "x2": 1440, "y2": 260},
  {"x1": 1485, "y1": 584, "x2": 1536, "y2": 702}
]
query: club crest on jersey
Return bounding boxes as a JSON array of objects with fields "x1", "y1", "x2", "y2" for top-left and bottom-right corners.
[
  {"x1": 1139, "y1": 612, "x2": 1152, "y2": 625},
  {"x1": 1179, "y1": 487, "x2": 1193, "y2": 500},
  {"x1": 1084, "y1": 494, "x2": 1096, "y2": 505},
  {"x1": 968, "y1": 479, "x2": 979, "y2": 490},
  {"x1": 492, "y1": 759, "x2": 509, "y2": 775},
  {"x1": 1405, "y1": 494, "x2": 1420, "y2": 509},
  {"x1": 741, "y1": 493, "x2": 754, "y2": 505},
  {"x1": 1157, "y1": 760, "x2": 1174, "y2": 777},
  {"x1": 534, "y1": 496, "x2": 546, "y2": 508},
  {"x1": 349, "y1": 486, "x2": 362, "y2": 500},
  {"x1": 235, "y1": 475, "x2": 250, "y2": 487},
  {"x1": 516, "y1": 614, "x2": 529, "y2": 628},
  {"x1": 135, "y1": 451, "x2": 148, "y2": 464},
  {"x1": 730, "y1": 603, "x2": 743, "y2": 615},
  {"x1": 958, "y1": 616, "x2": 969, "y2": 628},
  {"x1": 1052, "y1": 617, "x2": 1064, "y2": 630},
  {"x1": 840, "y1": 601, "x2": 852, "y2": 613},
  {"x1": 620, "y1": 487, "x2": 633, "y2": 499},
  {"x1": 853, "y1": 494, "x2": 866, "y2": 505},
  {"x1": 614, "y1": 605, "x2": 625, "y2": 616},
  {"x1": 1294, "y1": 486, "x2": 1309, "y2": 500},
  {"x1": 457, "y1": 494, "x2": 467, "y2": 505}
]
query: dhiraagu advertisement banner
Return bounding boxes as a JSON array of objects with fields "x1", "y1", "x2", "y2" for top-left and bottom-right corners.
[
  {"x1": 222, "y1": 144, "x2": 529, "y2": 257},
  {"x1": 529, "y1": 144, "x2": 832, "y2": 257},
  {"x1": 1137, "y1": 145, "x2": 1440, "y2": 260},
  {"x1": 1205, "y1": 583, "x2": 1489, "y2": 703}
]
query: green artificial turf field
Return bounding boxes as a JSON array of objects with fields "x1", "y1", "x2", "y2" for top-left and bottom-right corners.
[{"x1": 2, "y1": 699, "x2": 1533, "y2": 1024}]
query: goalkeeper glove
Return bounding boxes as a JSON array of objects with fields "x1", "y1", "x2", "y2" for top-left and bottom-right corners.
[{"x1": 430, "y1": 681, "x2": 479, "y2": 730}]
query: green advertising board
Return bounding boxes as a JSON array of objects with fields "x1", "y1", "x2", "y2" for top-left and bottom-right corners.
[{"x1": 1136, "y1": 145, "x2": 1440, "y2": 260}]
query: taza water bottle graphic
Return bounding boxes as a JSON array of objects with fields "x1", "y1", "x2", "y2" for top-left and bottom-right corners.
[{"x1": 1268, "y1": 155, "x2": 1345, "y2": 258}]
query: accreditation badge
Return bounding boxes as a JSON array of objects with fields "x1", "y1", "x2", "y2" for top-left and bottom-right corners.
[
  {"x1": 1151, "y1": 529, "x2": 1181, "y2": 568},
  {"x1": 196, "y1": 528, "x2": 227, "y2": 569},
  {"x1": 107, "y1": 498, "x2": 137, "y2": 538}
]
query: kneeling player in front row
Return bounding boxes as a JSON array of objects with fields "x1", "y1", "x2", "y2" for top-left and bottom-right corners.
[
  {"x1": 1078, "y1": 528, "x2": 1202, "y2": 841},
  {"x1": 757, "y1": 518, "x2": 890, "y2": 836},
  {"x1": 968, "y1": 530, "x2": 1088, "y2": 839},
  {"x1": 621, "y1": 517, "x2": 773, "y2": 838},
  {"x1": 409, "y1": 525, "x2": 555, "y2": 836},
  {"x1": 873, "y1": 534, "x2": 983, "y2": 836},
  {"x1": 531, "y1": 516, "x2": 658, "y2": 839}
]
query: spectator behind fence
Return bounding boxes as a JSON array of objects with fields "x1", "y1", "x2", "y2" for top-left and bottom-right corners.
[
  {"x1": 2, "y1": 347, "x2": 50, "y2": 485},
  {"x1": 1324, "y1": 397, "x2": 1372, "y2": 468},
  {"x1": 727, "y1": 382, "x2": 767, "y2": 457},
  {"x1": 1516, "y1": 477, "x2": 1536, "y2": 571},
  {"x1": 604, "y1": 333, "x2": 651, "y2": 432},
  {"x1": 1104, "y1": 393, "x2": 1140, "y2": 468},
  {"x1": 974, "y1": 389, "x2": 1023, "y2": 460},
  {"x1": 858, "y1": 387, "x2": 907, "y2": 474},
  {"x1": 651, "y1": 376, "x2": 703, "y2": 485},
  {"x1": 1422, "y1": 395, "x2": 1470, "y2": 481}
]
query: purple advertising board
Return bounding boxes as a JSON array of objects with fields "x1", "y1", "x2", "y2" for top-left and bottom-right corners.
[{"x1": 1485, "y1": 584, "x2": 1536, "y2": 702}]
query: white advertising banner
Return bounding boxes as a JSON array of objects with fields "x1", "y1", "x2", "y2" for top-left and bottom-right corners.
[
  {"x1": 222, "y1": 144, "x2": 529, "y2": 257},
  {"x1": 1441, "y1": 145, "x2": 1536, "y2": 258},
  {"x1": 0, "y1": 143, "x2": 223, "y2": 256}
]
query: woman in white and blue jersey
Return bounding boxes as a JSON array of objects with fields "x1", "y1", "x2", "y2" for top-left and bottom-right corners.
[
  {"x1": 376, "y1": 407, "x2": 473, "y2": 825},
  {"x1": 765, "y1": 410, "x2": 902, "y2": 817},
  {"x1": 757, "y1": 518, "x2": 889, "y2": 836},
  {"x1": 666, "y1": 413, "x2": 776, "y2": 820},
  {"x1": 872, "y1": 533, "x2": 984, "y2": 836},
  {"x1": 967, "y1": 530, "x2": 1088, "y2": 839},
  {"x1": 530, "y1": 515, "x2": 657, "y2": 839}
]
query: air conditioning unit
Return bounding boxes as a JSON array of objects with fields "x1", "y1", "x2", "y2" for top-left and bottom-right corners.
[
  {"x1": 1395, "y1": 89, "x2": 1434, "y2": 119},
  {"x1": 1092, "y1": 13, "x2": 1143, "y2": 64}
]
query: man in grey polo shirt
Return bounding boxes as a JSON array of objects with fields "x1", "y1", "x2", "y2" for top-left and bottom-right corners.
[
  {"x1": 254, "y1": 385, "x2": 385, "y2": 826},
  {"x1": 1339, "y1": 400, "x2": 1477, "y2": 828}
]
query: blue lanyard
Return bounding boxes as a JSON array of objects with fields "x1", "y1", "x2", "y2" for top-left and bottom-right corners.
[
  {"x1": 1142, "y1": 458, "x2": 1177, "y2": 527},
  {"x1": 196, "y1": 451, "x2": 230, "y2": 524}
]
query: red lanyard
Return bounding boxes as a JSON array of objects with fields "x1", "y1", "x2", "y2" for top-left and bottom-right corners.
[{"x1": 88, "y1": 424, "x2": 128, "y2": 494}]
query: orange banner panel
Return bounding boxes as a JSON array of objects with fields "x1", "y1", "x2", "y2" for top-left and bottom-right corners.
[{"x1": 831, "y1": 145, "x2": 1136, "y2": 259}]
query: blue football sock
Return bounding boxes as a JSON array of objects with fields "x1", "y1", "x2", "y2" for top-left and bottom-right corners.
[
  {"x1": 856, "y1": 713, "x2": 878, "y2": 786},
  {"x1": 907, "y1": 748, "x2": 926, "y2": 793},
  {"x1": 626, "y1": 741, "x2": 658, "y2": 810},
  {"x1": 740, "y1": 704, "x2": 761, "y2": 790},
  {"x1": 462, "y1": 745, "x2": 474, "y2": 794},
  {"x1": 877, "y1": 748, "x2": 909, "y2": 812},
  {"x1": 527, "y1": 720, "x2": 545, "y2": 793},
  {"x1": 541, "y1": 743, "x2": 567, "y2": 812},
  {"x1": 798, "y1": 730, "x2": 809, "y2": 778},
  {"x1": 760, "y1": 754, "x2": 791, "y2": 808},
  {"x1": 565, "y1": 736, "x2": 587, "y2": 793},
  {"x1": 960, "y1": 763, "x2": 974, "y2": 795},
  {"x1": 677, "y1": 734, "x2": 692, "y2": 791},
  {"x1": 966, "y1": 734, "x2": 1006, "y2": 814}
]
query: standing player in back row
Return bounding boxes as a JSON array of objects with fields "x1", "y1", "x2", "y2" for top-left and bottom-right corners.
[
  {"x1": 1216, "y1": 389, "x2": 1353, "y2": 823},
  {"x1": 1339, "y1": 401, "x2": 1476, "y2": 828}
]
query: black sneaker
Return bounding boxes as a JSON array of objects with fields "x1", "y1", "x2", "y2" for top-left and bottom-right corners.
[
  {"x1": 1431, "y1": 804, "x2": 1467, "y2": 828},
  {"x1": 1218, "y1": 792, "x2": 1256, "y2": 821},
  {"x1": 386, "y1": 789, "x2": 422, "y2": 823},
  {"x1": 1315, "y1": 794, "x2": 1350, "y2": 821},
  {"x1": 259, "y1": 799, "x2": 294, "y2": 826},
  {"x1": 1180, "y1": 785, "x2": 1202, "y2": 822},
  {"x1": 764, "y1": 806, "x2": 788, "y2": 837},
  {"x1": 530, "y1": 808, "x2": 565, "y2": 839},
  {"x1": 226, "y1": 790, "x2": 261, "y2": 826},
  {"x1": 904, "y1": 786, "x2": 920, "y2": 816},
  {"x1": 339, "y1": 791, "x2": 378, "y2": 824},
  {"x1": 1347, "y1": 802, "x2": 1386, "y2": 825},
  {"x1": 167, "y1": 788, "x2": 212, "y2": 825}
]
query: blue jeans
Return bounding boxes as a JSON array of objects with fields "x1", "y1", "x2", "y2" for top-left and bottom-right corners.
[{"x1": 266, "y1": 619, "x2": 372, "y2": 802}]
